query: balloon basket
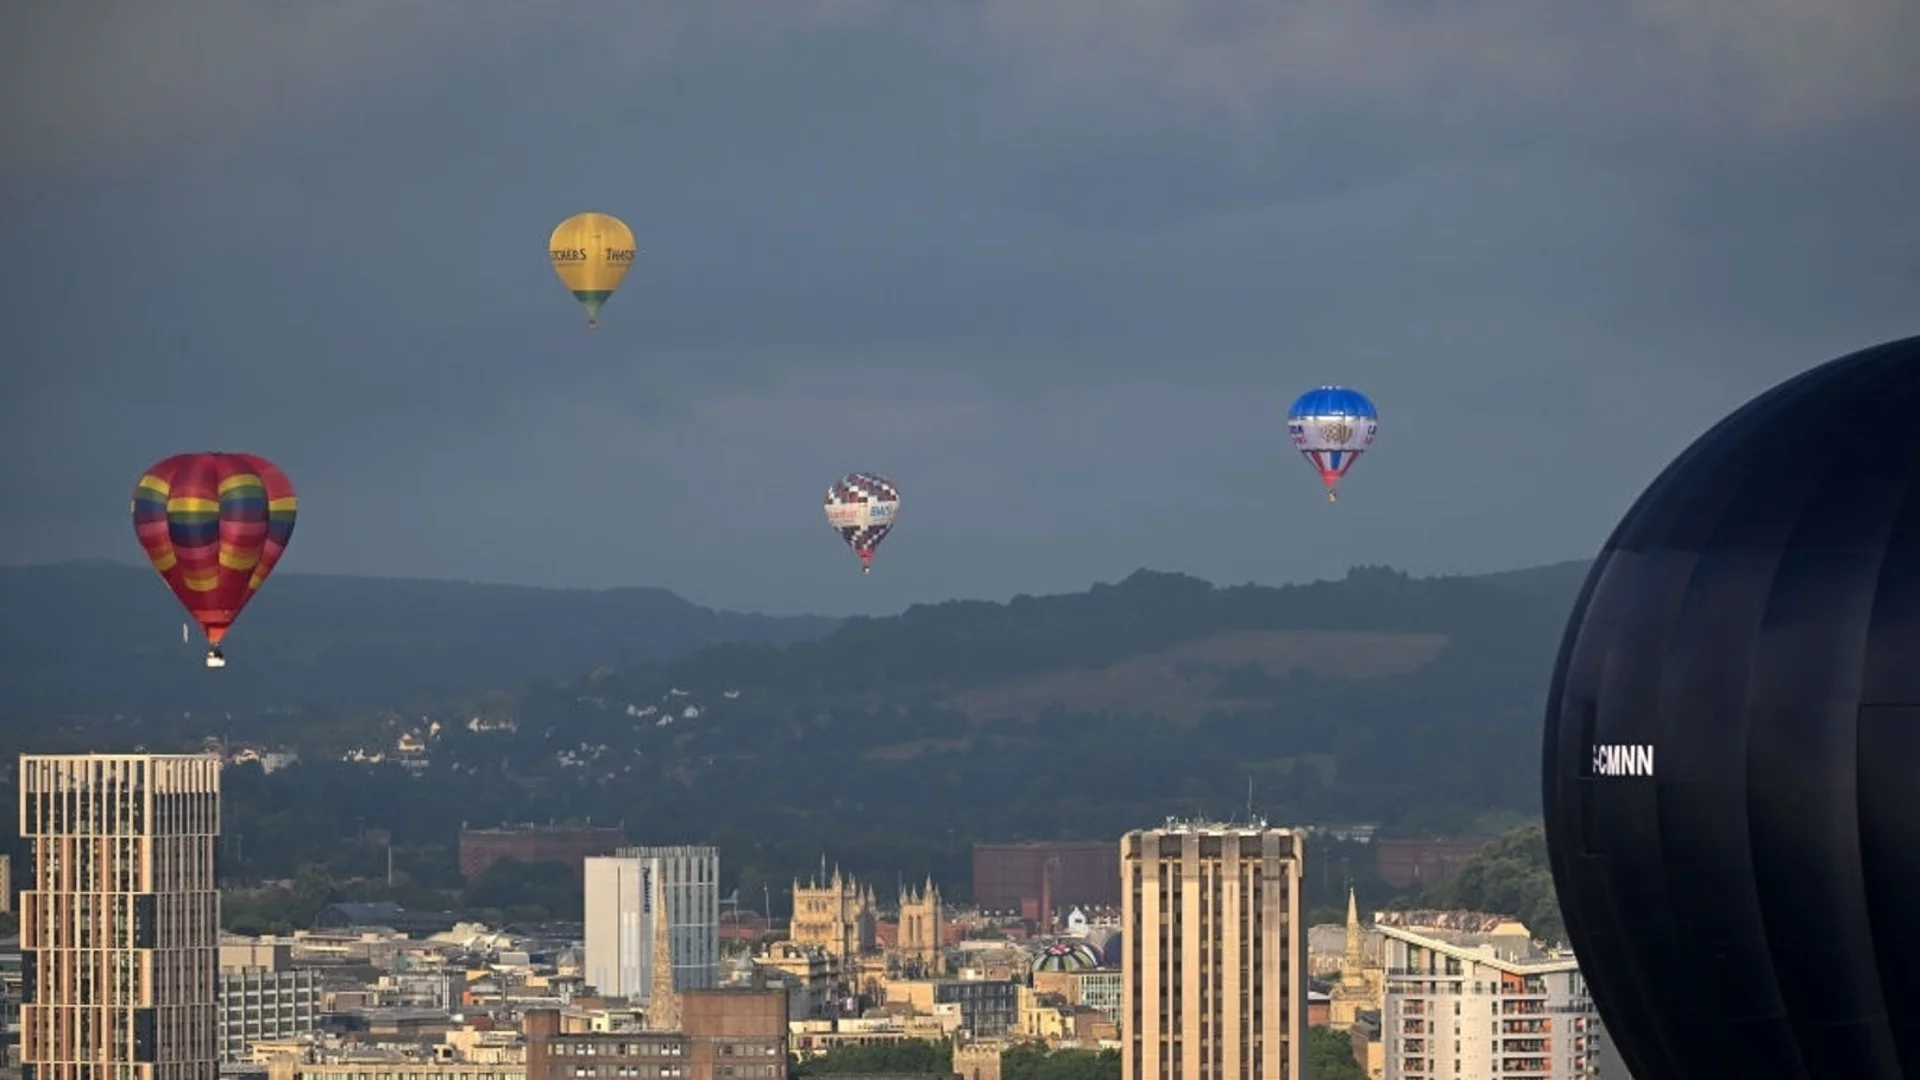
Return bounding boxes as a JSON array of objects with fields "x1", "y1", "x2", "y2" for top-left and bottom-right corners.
[{"x1": 205, "y1": 650, "x2": 226, "y2": 669}]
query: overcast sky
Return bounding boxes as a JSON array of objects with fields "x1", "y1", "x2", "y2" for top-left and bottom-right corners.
[{"x1": 2, "y1": 1, "x2": 1915, "y2": 615}]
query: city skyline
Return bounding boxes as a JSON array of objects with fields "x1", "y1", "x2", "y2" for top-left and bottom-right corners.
[{"x1": 2, "y1": 749, "x2": 1580, "y2": 1079}]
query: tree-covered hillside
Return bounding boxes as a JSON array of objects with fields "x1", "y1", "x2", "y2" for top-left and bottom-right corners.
[{"x1": 0, "y1": 560, "x2": 1592, "y2": 910}]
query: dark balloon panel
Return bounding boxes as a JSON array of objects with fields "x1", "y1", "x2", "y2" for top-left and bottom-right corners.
[{"x1": 1541, "y1": 335, "x2": 1920, "y2": 1080}]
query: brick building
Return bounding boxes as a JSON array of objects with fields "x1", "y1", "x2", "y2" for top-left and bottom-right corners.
[
  {"x1": 1372, "y1": 837, "x2": 1492, "y2": 888},
  {"x1": 458, "y1": 822, "x2": 624, "y2": 880},
  {"x1": 971, "y1": 841, "x2": 1119, "y2": 912},
  {"x1": 523, "y1": 988, "x2": 788, "y2": 1079}
]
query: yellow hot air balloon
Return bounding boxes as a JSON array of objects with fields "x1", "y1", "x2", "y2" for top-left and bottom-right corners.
[{"x1": 548, "y1": 212, "x2": 637, "y2": 329}]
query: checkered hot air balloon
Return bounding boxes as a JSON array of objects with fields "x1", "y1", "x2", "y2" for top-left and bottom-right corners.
[
  {"x1": 1286, "y1": 386, "x2": 1379, "y2": 502},
  {"x1": 823, "y1": 472, "x2": 901, "y2": 574},
  {"x1": 130, "y1": 453, "x2": 298, "y2": 668}
]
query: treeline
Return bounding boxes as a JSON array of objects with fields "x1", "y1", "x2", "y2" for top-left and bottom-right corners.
[
  {"x1": 219, "y1": 858, "x2": 585, "y2": 935},
  {"x1": 789, "y1": 1040, "x2": 1121, "y2": 1079},
  {"x1": 785, "y1": 1032, "x2": 1362, "y2": 1079},
  {"x1": 214, "y1": 824, "x2": 1562, "y2": 959},
  {"x1": 1392, "y1": 824, "x2": 1565, "y2": 944},
  {"x1": 623, "y1": 563, "x2": 1585, "y2": 698}
]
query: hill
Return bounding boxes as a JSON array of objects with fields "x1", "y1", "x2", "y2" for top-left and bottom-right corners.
[
  {"x1": 0, "y1": 561, "x2": 840, "y2": 717},
  {"x1": 0, "y1": 558, "x2": 1596, "y2": 915}
]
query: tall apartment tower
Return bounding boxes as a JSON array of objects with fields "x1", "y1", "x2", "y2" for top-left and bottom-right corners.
[
  {"x1": 583, "y1": 845, "x2": 720, "y2": 1001},
  {"x1": 1121, "y1": 820, "x2": 1308, "y2": 1080},
  {"x1": 18, "y1": 753, "x2": 222, "y2": 1079}
]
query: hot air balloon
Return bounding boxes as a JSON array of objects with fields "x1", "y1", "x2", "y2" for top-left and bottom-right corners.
[
  {"x1": 548, "y1": 211, "x2": 636, "y2": 329},
  {"x1": 1286, "y1": 386, "x2": 1378, "y2": 502},
  {"x1": 1031, "y1": 941, "x2": 1103, "y2": 974},
  {"x1": 1541, "y1": 335, "x2": 1920, "y2": 1080},
  {"x1": 823, "y1": 473, "x2": 900, "y2": 574},
  {"x1": 131, "y1": 453, "x2": 297, "y2": 668}
]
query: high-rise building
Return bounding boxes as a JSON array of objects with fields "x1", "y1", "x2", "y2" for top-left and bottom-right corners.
[
  {"x1": 583, "y1": 845, "x2": 720, "y2": 1001},
  {"x1": 18, "y1": 753, "x2": 222, "y2": 1079},
  {"x1": 1377, "y1": 918, "x2": 1608, "y2": 1079},
  {"x1": 1121, "y1": 819, "x2": 1308, "y2": 1080}
]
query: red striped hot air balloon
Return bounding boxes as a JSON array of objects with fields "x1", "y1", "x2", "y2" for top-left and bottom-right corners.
[{"x1": 130, "y1": 453, "x2": 297, "y2": 668}]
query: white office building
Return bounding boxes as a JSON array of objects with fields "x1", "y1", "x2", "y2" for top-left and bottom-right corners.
[{"x1": 583, "y1": 845, "x2": 720, "y2": 1001}]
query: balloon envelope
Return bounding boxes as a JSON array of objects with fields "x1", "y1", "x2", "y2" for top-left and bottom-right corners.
[
  {"x1": 549, "y1": 211, "x2": 636, "y2": 328},
  {"x1": 824, "y1": 473, "x2": 900, "y2": 573},
  {"x1": 1286, "y1": 386, "x2": 1378, "y2": 500},
  {"x1": 1540, "y1": 335, "x2": 1920, "y2": 1080},
  {"x1": 131, "y1": 452, "x2": 298, "y2": 655},
  {"x1": 1031, "y1": 941, "x2": 1102, "y2": 973}
]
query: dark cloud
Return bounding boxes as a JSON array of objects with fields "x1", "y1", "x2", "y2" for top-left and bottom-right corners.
[{"x1": 2, "y1": 1, "x2": 1914, "y2": 614}]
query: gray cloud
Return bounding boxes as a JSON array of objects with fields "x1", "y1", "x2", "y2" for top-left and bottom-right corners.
[
  {"x1": 2, "y1": 1, "x2": 1914, "y2": 615},
  {"x1": 977, "y1": 0, "x2": 1920, "y2": 136}
]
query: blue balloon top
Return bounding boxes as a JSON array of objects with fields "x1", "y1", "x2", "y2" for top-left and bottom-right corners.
[{"x1": 1287, "y1": 386, "x2": 1377, "y2": 420}]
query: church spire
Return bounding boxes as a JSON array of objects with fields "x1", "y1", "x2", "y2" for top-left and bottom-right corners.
[
  {"x1": 648, "y1": 866, "x2": 681, "y2": 1031},
  {"x1": 1342, "y1": 887, "x2": 1364, "y2": 972}
]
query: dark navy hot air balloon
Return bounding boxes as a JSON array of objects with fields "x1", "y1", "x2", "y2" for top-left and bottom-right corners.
[{"x1": 1541, "y1": 335, "x2": 1920, "y2": 1080}]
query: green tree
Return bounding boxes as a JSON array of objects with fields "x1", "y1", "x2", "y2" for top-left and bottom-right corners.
[
  {"x1": 791, "y1": 1038, "x2": 952, "y2": 1075},
  {"x1": 1001, "y1": 1043, "x2": 1121, "y2": 1080},
  {"x1": 460, "y1": 857, "x2": 582, "y2": 921},
  {"x1": 1397, "y1": 824, "x2": 1565, "y2": 943},
  {"x1": 1306, "y1": 1026, "x2": 1368, "y2": 1080},
  {"x1": 222, "y1": 881, "x2": 334, "y2": 934}
]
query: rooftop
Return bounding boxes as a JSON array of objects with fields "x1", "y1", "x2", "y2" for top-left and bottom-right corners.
[
  {"x1": 461, "y1": 822, "x2": 622, "y2": 835},
  {"x1": 1376, "y1": 922, "x2": 1578, "y2": 976},
  {"x1": 1146, "y1": 816, "x2": 1291, "y2": 836}
]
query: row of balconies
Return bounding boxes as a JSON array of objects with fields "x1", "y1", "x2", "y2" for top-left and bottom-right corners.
[{"x1": 1388, "y1": 970, "x2": 1551, "y2": 994}]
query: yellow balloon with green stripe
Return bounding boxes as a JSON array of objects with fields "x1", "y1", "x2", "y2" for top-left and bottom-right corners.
[{"x1": 549, "y1": 212, "x2": 637, "y2": 329}]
